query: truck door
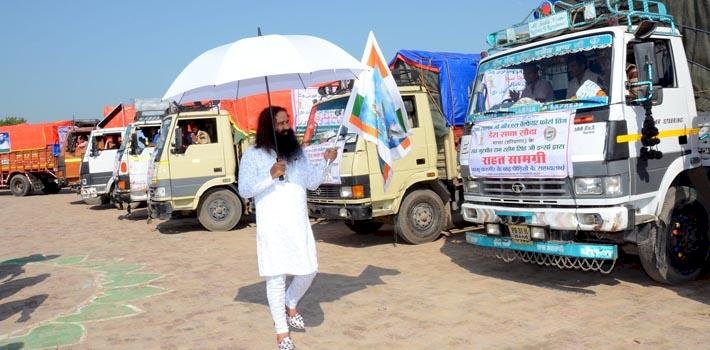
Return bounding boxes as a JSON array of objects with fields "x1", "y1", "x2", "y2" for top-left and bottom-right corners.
[
  {"x1": 168, "y1": 117, "x2": 225, "y2": 200},
  {"x1": 623, "y1": 38, "x2": 688, "y2": 195},
  {"x1": 88, "y1": 130, "x2": 124, "y2": 190}
]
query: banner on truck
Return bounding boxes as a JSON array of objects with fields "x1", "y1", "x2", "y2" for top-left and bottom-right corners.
[
  {"x1": 0, "y1": 132, "x2": 10, "y2": 153},
  {"x1": 468, "y1": 110, "x2": 573, "y2": 178}
]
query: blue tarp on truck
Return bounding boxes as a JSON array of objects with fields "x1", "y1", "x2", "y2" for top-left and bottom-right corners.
[{"x1": 389, "y1": 50, "x2": 480, "y2": 127}]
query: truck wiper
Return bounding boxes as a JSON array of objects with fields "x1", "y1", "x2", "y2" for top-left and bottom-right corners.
[
  {"x1": 549, "y1": 98, "x2": 605, "y2": 106},
  {"x1": 482, "y1": 109, "x2": 515, "y2": 115}
]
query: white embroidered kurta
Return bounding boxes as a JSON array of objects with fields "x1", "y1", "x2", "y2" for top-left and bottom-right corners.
[{"x1": 237, "y1": 147, "x2": 326, "y2": 277}]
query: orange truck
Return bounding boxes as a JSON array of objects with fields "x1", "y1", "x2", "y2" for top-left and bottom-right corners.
[{"x1": 1, "y1": 121, "x2": 72, "y2": 196}]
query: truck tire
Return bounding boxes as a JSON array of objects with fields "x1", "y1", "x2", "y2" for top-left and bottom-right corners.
[
  {"x1": 9, "y1": 175, "x2": 32, "y2": 197},
  {"x1": 344, "y1": 220, "x2": 384, "y2": 235},
  {"x1": 394, "y1": 189, "x2": 445, "y2": 244},
  {"x1": 638, "y1": 185, "x2": 710, "y2": 284},
  {"x1": 41, "y1": 182, "x2": 61, "y2": 194},
  {"x1": 198, "y1": 189, "x2": 243, "y2": 232}
]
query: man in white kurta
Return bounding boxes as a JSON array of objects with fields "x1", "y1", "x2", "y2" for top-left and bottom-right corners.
[{"x1": 237, "y1": 106, "x2": 336, "y2": 350}]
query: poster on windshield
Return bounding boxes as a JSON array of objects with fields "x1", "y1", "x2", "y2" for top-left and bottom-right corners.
[
  {"x1": 303, "y1": 140, "x2": 345, "y2": 184},
  {"x1": 468, "y1": 110, "x2": 573, "y2": 178},
  {"x1": 480, "y1": 69, "x2": 525, "y2": 110}
]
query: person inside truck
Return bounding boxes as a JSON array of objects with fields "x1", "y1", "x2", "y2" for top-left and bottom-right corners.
[
  {"x1": 105, "y1": 135, "x2": 117, "y2": 150},
  {"x1": 75, "y1": 135, "x2": 87, "y2": 151},
  {"x1": 509, "y1": 63, "x2": 554, "y2": 103},
  {"x1": 566, "y1": 52, "x2": 603, "y2": 98},
  {"x1": 189, "y1": 121, "x2": 211, "y2": 144},
  {"x1": 179, "y1": 123, "x2": 192, "y2": 151}
]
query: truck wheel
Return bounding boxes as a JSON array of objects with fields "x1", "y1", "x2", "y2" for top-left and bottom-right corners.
[
  {"x1": 344, "y1": 220, "x2": 384, "y2": 235},
  {"x1": 41, "y1": 182, "x2": 61, "y2": 194},
  {"x1": 394, "y1": 189, "x2": 445, "y2": 244},
  {"x1": 9, "y1": 175, "x2": 31, "y2": 197},
  {"x1": 638, "y1": 185, "x2": 710, "y2": 284},
  {"x1": 198, "y1": 189, "x2": 243, "y2": 231}
]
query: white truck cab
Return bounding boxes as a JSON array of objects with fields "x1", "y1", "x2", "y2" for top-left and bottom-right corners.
[
  {"x1": 459, "y1": 0, "x2": 710, "y2": 284},
  {"x1": 80, "y1": 127, "x2": 126, "y2": 204}
]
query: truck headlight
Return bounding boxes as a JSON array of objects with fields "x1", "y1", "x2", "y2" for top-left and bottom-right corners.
[
  {"x1": 464, "y1": 179, "x2": 480, "y2": 193},
  {"x1": 604, "y1": 175, "x2": 622, "y2": 195},
  {"x1": 340, "y1": 185, "x2": 365, "y2": 199},
  {"x1": 574, "y1": 176, "x2": 622, "y2": 195},
  {"x1": 574, "y1": 177, "x2": 603, "y2": 195}
]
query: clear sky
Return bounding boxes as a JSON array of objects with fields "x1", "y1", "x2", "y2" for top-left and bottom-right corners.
[{"x1": 0, "y1": 0, "x2": 540, "y2": 123}]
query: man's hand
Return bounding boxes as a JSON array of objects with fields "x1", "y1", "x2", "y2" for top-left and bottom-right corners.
[
  {"x1": 270, "y1": 159, "x2": 287, "y2": 179},
  {"x1": 323, "y1": 148, "x2": 338, "y2": 162}
]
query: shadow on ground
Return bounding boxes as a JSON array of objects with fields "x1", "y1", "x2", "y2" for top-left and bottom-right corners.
[
  {"x1": 0, "y1": 254, "x2": 59, "y2": 325},
  {"x1": 312, "y1": 221, "x2": 405, "y2": 248},
  {"x1": 440, "y1": 235, "x2": 710, "y2": 304},
  {"x1": 234, "y1": 265, "x2": 400, "y2": 327}
]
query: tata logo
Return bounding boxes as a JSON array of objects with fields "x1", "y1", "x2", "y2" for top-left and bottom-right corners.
[
  {"x1": 314, "y1": 188, "x2": 322, "y2": 196},
  {"x1": 511, "y1": 182, "x2": 526, "y2": 193}
]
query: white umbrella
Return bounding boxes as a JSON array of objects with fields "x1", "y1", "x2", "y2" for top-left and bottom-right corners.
[{"x1": 162, "y1": 34, "x2": 367, "y2": 103}]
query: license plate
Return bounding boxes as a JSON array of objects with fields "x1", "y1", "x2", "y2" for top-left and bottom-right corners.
[{"x1": 508, "y1": 224, "x2": 532, "y2": 244}]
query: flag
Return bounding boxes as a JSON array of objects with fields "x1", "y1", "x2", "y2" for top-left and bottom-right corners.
[{"x1": 344, "y1": 31, "x2": 412, "y2": 190}]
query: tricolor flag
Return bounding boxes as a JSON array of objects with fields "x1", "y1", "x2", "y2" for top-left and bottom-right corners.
[{"x1": 344, "y1": 31, "x2": 412, "y2": 190}]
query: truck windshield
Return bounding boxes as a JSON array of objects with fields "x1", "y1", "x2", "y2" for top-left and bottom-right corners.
[
  {"x1": 153, "y1": 117, "x2": 172, "y2": 162},
  {"x1": 470, "y1": 33, "x2": 613, "y2": 117},
  {"x1": 298, "y1": 96, "x2": 357, "y2": 147}
]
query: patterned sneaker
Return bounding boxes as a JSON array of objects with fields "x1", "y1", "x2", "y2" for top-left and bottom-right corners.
[
  {"x1": 286, "y1": 313, "x2": 305, "y2": 330},
  {"x1": 278, "y1": 336, "x2": 296, "y2": 350}
]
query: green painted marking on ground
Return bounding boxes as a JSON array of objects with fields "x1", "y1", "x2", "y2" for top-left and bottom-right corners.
[
  {"x1": 103, "y1": 273, "x2": 161, "y2": 288},
  {"x1": 95, "y1": 285, "x2": 166, "y2": 303},
  {"x1": 75, "y1": 260, "x2": 111, "y2": 268},
  {"x1": 96, "y1": 263, "x2": 143, "y2": 274},
  {"x1": 56, "y1": 303, "x2": 137, "y2": 323},
  {"x1": 0, "y1": 323, "x2": 83, "y2": 350},
  {"x1": 52, "y1": 256, "x2": 87, "y2": 266}
]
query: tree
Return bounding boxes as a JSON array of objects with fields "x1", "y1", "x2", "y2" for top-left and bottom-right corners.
[{"x1": 0, "y1": 116, "x2": 27, "y2": 126}]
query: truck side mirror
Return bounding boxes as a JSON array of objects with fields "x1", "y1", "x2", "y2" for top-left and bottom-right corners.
[
  {"x1": 90, "y1": 138, "x2": 99, "y2": 157},
  {"x1": 627, "y1": 42, "x2": 662, "y2": 104},
  {"x1": 130, "y1": 133, "x2": 138, "y2": 155},
  {"x1": 171, "y1": 127, "x2": 184, "y2": 154}
]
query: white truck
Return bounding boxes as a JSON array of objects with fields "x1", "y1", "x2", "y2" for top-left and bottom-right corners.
[
  {"x1": 112, "y1": 100, "x2": 167, "y2": 211},
  {"x1": 459, "y1": 0, "x2": 710, "y2": 284},
  {"x1": 80, "y1": 126, "x2": 127, "y2": 204}
]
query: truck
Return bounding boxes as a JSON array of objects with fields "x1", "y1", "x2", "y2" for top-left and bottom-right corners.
[
  {"x1": 57, "y1": 119, "x2": 101, "y2": 189},
  {"x1": 80, "y1": 126, "x2": 128, "y2": 204},
  {"x1": 147, "y1": 104, "x2": 253, "y2": 231},
  {"x1": 459, "y1": 0, "x2": 710, "y2": 284},
  {"x1": 1, "y1": 121, "x2": 72, "y2": 196},
  {"x1": 111, "y1": 100, "x2": 167, "y2": 211},
  {"x1": 305, "y1": 50, "x2": 480, "y2": 244}
]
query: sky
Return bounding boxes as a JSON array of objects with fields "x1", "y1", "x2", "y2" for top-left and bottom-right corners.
[{"x1": 0, "y1": 0, "x2": 540, "y2": 123}]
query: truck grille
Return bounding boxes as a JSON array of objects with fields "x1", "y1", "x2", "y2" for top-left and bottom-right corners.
[
  {"x1": 307, "y1": 184, "x2": 341, "y2": 199},
  {"x1": 482, "y1": 178, "x2": 569, "y2": 197}
]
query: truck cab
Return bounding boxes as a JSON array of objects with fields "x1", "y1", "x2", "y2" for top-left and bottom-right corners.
[
  {"x1": 148, "y1": 108, "x2": 250, "y2": 231},
  {"x1": 112, "y1": 114, "x2": 164, "y2": 210},
  {"x1": 57, "y1": 121, "x2": 98, "y2": 189},
  {"x1": 307, "y1": 83, "x2": 463, "y2": 244},
  {"x1": 80, "y1": 126, "x2": 126, "y2": 204},
  {"x1": 459, "y1": 0, "x2": 710, "y2": 283}
]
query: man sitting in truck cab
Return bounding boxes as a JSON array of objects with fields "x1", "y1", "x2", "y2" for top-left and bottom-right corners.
[
  {"x1": 509, "y1": 63, "x2": 554, "y2": 103},
  {"x1": 189, "y1": 121, "x2": 211, "y2": 144},
  {"x1": 566, "y1": 53, "x2": 603, "y2": 99}
]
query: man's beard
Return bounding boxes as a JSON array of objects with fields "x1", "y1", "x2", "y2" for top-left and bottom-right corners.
[{"x1": 275, "y1": 129, "x2": 301, "y2": 161}]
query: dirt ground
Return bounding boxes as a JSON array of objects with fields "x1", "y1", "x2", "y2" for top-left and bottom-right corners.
[{"x1": 1, "y1": 190, "x2": 709, "y2": 349}]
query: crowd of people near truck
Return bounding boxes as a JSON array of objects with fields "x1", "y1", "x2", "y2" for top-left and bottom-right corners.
[{"x1": 2, "y1": 0, "x2": 707, "y2": 285}]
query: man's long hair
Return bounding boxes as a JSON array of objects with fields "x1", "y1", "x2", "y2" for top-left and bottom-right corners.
[{"x1": 255, "y1": 106, "x2": 301, "y2": 161}]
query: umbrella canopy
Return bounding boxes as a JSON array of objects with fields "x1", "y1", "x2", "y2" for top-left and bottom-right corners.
[{"x1": 162, "y1": 34, "x2": 367, "y2": 103}]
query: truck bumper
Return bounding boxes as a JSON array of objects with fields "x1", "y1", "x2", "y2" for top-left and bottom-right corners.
[
  {"x1": 149, "y1": 200, "x2": 172, "y2": 220},
  {"x1": 460, "y1": 202, "x2": 631, "y2": 232},
  {"x1": 308, "y1": 203, "x2": 372, "y2": 220},
  {"x1": 465, "y1": 232, "x2": 618, "y2": 260}
]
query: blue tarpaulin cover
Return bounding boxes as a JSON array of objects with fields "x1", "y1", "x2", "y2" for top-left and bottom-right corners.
[{"x1": 389, "y1": 50, "x2": 480, "y2": 126}]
